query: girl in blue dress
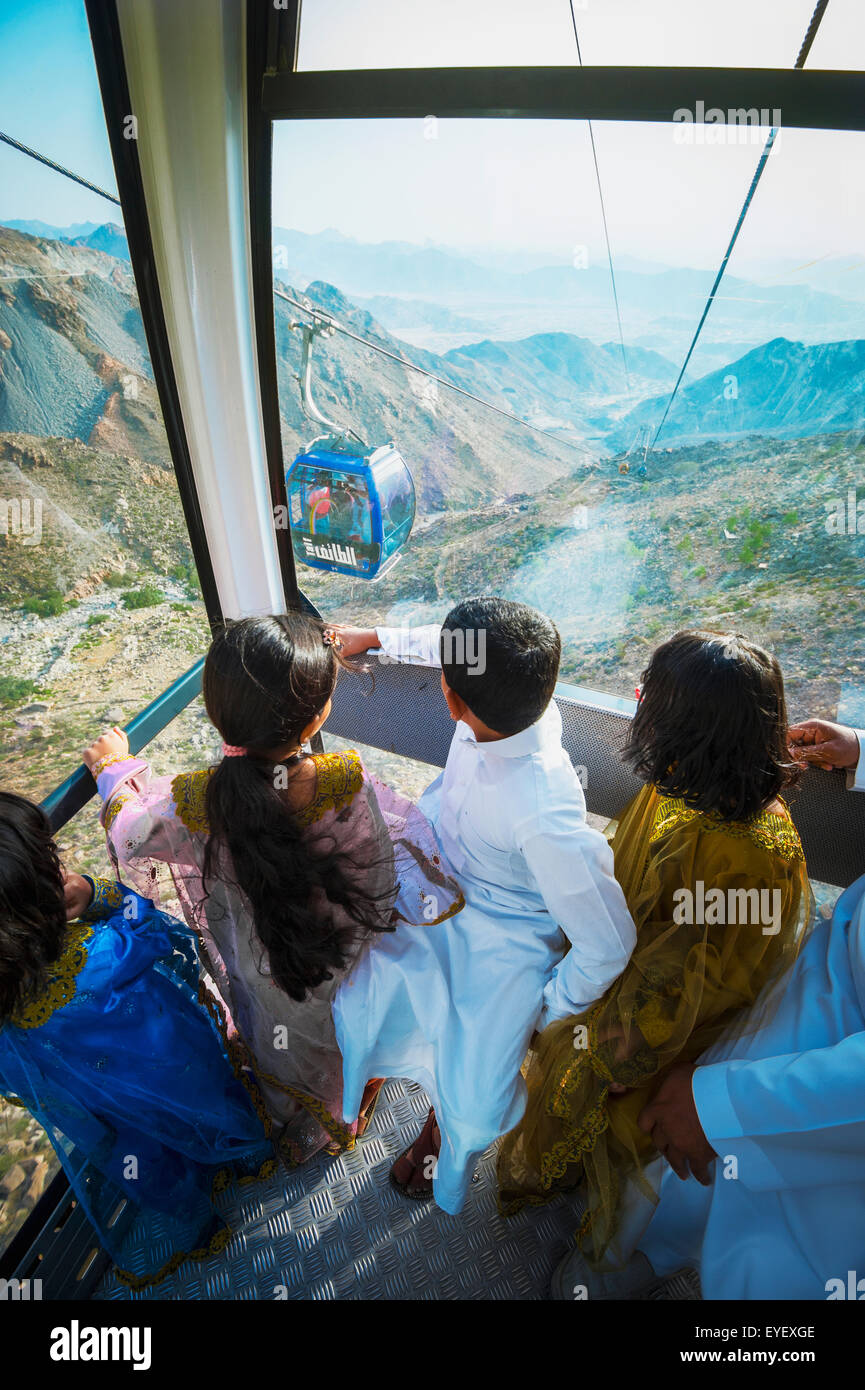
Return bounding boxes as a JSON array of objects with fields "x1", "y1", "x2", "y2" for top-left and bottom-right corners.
[{"x1": 0, "y1": 791, "x2": 272, "y2": 1288}]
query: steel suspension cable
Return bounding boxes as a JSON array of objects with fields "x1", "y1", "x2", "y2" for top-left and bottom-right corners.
[
  {"x1": 274, "y1": 285, "x2": 597, "y2": 461},
  {"x1": 650, "y1": 0, "x2": 831, "y2": 450},
  {"x1": 0, "y1": 129, "x2": 120, "y2": 207},
  {"x1": 569, "y1": 0, "x2": 630, "y2": 393}
]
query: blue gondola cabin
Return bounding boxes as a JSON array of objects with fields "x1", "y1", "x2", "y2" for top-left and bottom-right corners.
[{"x1": 286, "y1": 435, "x2": 416, "y2": 580}]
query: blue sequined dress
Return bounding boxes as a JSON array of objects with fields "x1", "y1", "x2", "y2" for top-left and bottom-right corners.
[{"x1": 0, "y1": 877, "x2": 272, "y2": 1287}]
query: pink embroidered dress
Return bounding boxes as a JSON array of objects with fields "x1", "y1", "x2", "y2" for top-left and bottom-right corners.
[{"x1": 91, "y1": 747, "x2": 463, "y2": 1160}]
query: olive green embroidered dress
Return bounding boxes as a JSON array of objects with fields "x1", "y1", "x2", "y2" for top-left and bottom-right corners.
[{"x1": 496, "y1": 783, "x2": 812, "y2": 1262}]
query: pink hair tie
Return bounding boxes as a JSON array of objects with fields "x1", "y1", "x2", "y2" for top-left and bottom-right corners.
[{"x1": 221, "y1": 742, "x2": 247, "y2": 758}]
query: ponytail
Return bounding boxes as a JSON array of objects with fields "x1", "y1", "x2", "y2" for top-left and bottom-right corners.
[{"x1": 200, "y1": 614, "x2": 394, "y2": 1001}]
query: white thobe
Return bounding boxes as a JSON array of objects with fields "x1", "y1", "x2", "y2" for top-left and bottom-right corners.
[
  {"x1": 638, "y1": 732, "x2": 865, "y2": 1299},
  {"x1": 334, "y1": 624, "x2": 636, "y2": 1214}
]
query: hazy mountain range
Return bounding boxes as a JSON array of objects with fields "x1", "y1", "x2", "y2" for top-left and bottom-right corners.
[
  {"x1": 611, "y1": 338, "x2": 865, "y2": 448},
  {"x1": 7, "y1": 220, "x2": 864, "y2": 363},
  {"x1": 270, "y1": 226, "x2": 865, "y2": 362},
  {"x1": 1, "y1": 222, "x2": 864, "y2": 759},
  {"x1": 0, "y1": 221, "x2": 863, "y2": 506}
]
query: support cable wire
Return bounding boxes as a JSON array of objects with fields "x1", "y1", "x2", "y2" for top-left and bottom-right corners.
[
  {"x1": 0, "y1": 129, "x2": 120, "y2": 207},
  {"x1": 649, "y1": 0, "x2": 831, "y2": 451},
  {"x1": 274, "y1": 285, "x2": 597, "y2": 460},
  {"x1": 0, "y1": 115, "x2": 596, "y2": 465},
  {"x1": 569, "y1": 1, "x2": 630, "y2": 393}
]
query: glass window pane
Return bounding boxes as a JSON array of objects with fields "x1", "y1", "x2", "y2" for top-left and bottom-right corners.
[
  {"x1": 296, "y1": 0, "x2": 862, "y2": 71},
  {"x1": 274, "y1": 115, "x2": 865, "y2": 723},
  {"x1": 0, "y1": 0, "x2": 211, "y2": 1256},
  {"x1": 377, "y1": 456, "x2": 414, "y2": 542}
]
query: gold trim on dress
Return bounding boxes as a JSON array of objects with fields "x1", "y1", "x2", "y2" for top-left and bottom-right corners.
[
  {"x1": 80, "y1": 877, "x2": 125, "y2": 918},
  {"x1": 255, "y1": 1070, "x2": 357, "y2": 1151},
  {"x1": 103, "y1": 794, "x2": 132, "y2": 834},
  {"x1": 196, "y1": 982, "x2": 273, "y2": 1140},
  {"x1": 9, "y1": 922, "x2": 95, "y2": 1029},
  {"x1": 197, "y1": 984, "x2": 355, "y2": 1152},
  {"x1": 649, "y1": 794, "x2": 805, "y2": 862},
  {"x1": 294, "y1": 749, "x2": 364, "y2": 829},
  {"x1": 392, "y1": 892, "x2": 466, "y2": 927},
  {"x1": 171, "y1": 769, "x2": 215, "y2": 834},
  {"x1": 114, "y1": 1221, "x2": 233, "y2": 1291},
  {"x1": 90, "y1": 752, "x2": 139, "y2": 780},
  {"x1": 113, "y1": 1148, "x2": 278, "y2": 1289}
]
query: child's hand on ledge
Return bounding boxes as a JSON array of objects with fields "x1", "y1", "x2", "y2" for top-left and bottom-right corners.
[
  {"x1": 82, "y1": 725, "x2": 129, "y2": 773},
  {"x1": 63, "y1": 871, "x2": 94, "y2": 921},
  {"x1": 330, "y1": 625, "x2": 380, "y2": 658}
]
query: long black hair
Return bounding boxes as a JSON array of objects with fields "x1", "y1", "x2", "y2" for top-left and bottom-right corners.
[
  {"x1": 623, "y1": 629, "x2": 799, "y2": 822},
  {"x1": 0, "y1": 792, "x2": 68, "y2": 1022},
  {"x1": 201, "y1": 613, "x2": 393, "y2": 1002}
]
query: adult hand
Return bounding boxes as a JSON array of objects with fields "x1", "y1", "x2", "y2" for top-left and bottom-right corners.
[
  {"x1": 82, "y1": 725, "x2": 129, "y2": 773},
  {"x1": 638, "y1": 1063, "x2": 717, "y2": 1185},
  {"x1": 788, "y1": 719, "x2": 860, "y2": 772}
]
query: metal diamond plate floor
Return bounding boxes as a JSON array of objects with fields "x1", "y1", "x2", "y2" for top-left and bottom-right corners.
[{"x1": 94, "y1": 1078, "x2": 700, "y2": 1301}]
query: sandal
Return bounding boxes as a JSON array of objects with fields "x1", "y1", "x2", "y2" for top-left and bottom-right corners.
[
  {"x1": 390, "y1": 1107, "x2": 439, "y2": 1201},
  {"x1": 356, "y1": 1077, "x2": 385, "y2": 1141}
]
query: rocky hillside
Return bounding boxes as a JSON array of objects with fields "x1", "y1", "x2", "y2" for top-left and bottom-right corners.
[
  {"x1": 0, "y1": 226, "x2": 592, "y2": 519},
  {"x1": 441, "y1": 333, "x2": 678, "y2": 432},
  {"x1": 298, "y1": 428, "x2": 865, "y2": 727},
  {"x1": 274, "y1": 281, "x2": 588, "y2": 509},
  {"x1": 613, "y1": 337, "x2": 865, "y2": 447}
]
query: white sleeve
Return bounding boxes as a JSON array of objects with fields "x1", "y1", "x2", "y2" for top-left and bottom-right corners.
[
  {"x1": 845, "y1": 730, "x2": 865, "y2": 791},
  {"x1": 376, "y1": 624, "x2": 442, "y2": 668},
  {"x1": 519, "y1": 815, "x2": 637, "y2": 1029}
]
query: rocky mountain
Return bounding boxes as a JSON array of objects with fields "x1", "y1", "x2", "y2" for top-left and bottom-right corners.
[
  {"x1": 0, "y1": 226, "x2": 156, "y2": 447},
  {"x1": 4, "y1": 219, "x2": 865, "y2": 594},
  {"x1": 612, "y1": 337, "x2": 865, "y2": 447},
  {"x1": 68, "y1": 223, "x2": 129, "y2": 261},
  {"x1": 4, "y1": 219, "x2": 101, "y2": 240},
  {"x1": 274, "y1": 280, "x2": 589, "y2": 509},
  {"x1": 3, "y1": 219, "x2": 130, "y2": 261},
  {"x1": 0, "y1": 227, "x2": 593, "y2": 618},
  {"x1": 441, "y1": 333, "x2": 678, "y2": 429}
]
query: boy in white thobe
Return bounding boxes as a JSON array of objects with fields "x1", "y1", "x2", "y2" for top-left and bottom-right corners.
[
  {"x1": 551, "y1": 716, "x2": 865, "y2": 1301},
  {"x1": 333, "y1": 598, "x2": 636, "y2": 1214}
]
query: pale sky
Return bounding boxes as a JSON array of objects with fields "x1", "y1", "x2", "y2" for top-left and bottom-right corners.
[
  {"x1": 0, "y1": 0, "x2": 862, "y2": 274},
  {"x1": 296, "y1": 0, "x2": 864, "y2": 71},
  {"x1": 272, "y1": 120, "x2": 865, "y2": 271},
  {"x1": 280, "y1": 0, "x2": 865, "y2": 269}
]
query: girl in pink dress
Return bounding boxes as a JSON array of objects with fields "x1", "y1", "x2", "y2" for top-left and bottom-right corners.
[{"x1": 82, "y1": 614, "x2": 462, "y2": 1164}]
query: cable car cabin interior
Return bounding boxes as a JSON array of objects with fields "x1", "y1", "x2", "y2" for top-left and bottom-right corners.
[{"x1": 0, "y1": 0, "x2": 864, "y2": 1311}]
